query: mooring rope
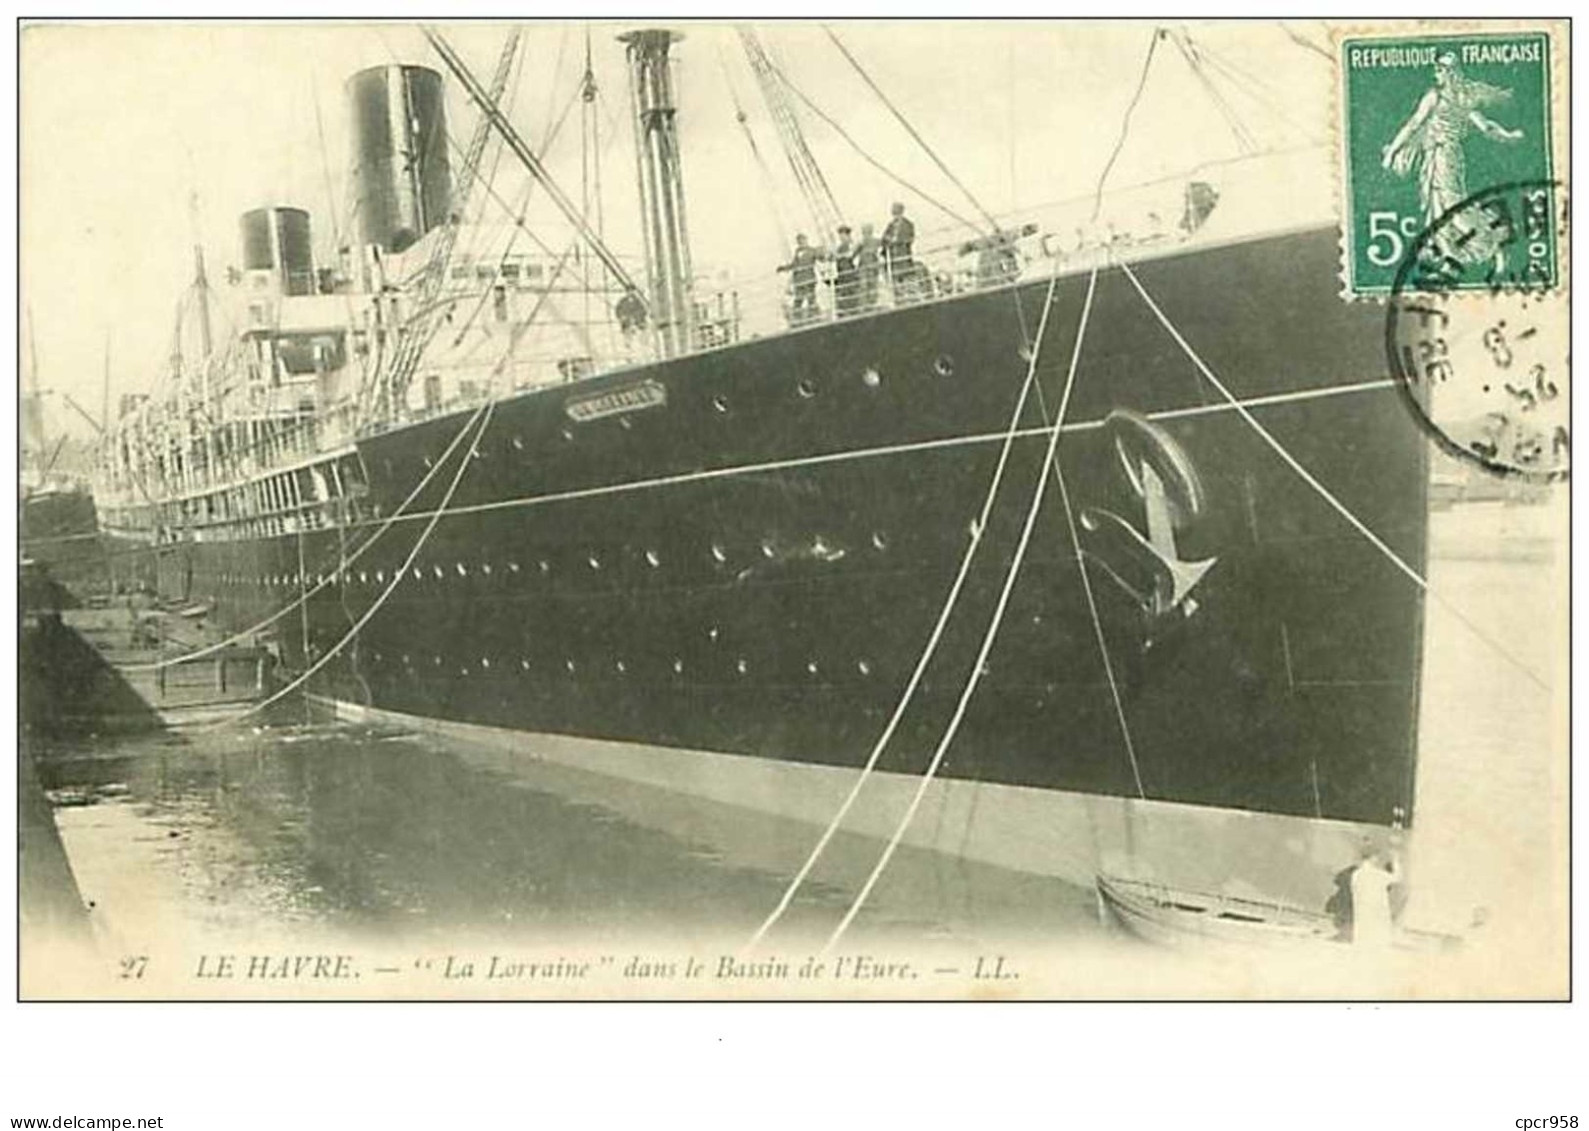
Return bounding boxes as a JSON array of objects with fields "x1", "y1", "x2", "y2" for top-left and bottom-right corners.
[
  {"x1": 195, "y1": 402, "x2": 497, "y2": 733},
  {"x1": 820, "y1": 267, "x2": 1100, "y2": 954},
  {"x1": 1024, "y1": 320, "x2": 1146, "y2": 801},
  {"x1": 746, "y1": 266, "x2": 1068, "y2": 948},
  {"x1": 1045, "y1": 432, "x2": 1146, "y2": 800},
  {"x1": 1119, "y1": 260, "x2": 1550, "y2": 692},
  {"x1": 121, "y1": 400, "x2": 493, "y2": 674}
]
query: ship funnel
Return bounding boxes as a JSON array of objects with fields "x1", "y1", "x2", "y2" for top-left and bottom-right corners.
[
  {"x1": 620, "y1": 29, "x2": 694, "y2": 358},
  {"x1": 240, "y1": 206, "x2": 315, "y2": 296},
  {"x1": 348, "y1": 64, "x2": 453, "y2": 254}
]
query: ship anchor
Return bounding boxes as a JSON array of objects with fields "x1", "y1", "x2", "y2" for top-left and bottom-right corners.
[{"x1": 1080, "y1": 410, "x2": 1217, "y2": 621}]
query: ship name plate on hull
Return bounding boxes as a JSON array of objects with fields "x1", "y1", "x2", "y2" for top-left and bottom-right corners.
[{"x1": 565, "y1": 379, "x2": 668, "y2": 423}]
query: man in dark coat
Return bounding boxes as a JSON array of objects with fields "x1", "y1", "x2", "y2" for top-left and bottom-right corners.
[
  {"x1": 882, "y1": 202, "x2": 919, "y2": 301},
  {"x1": 832, "y1": 225, "x2": 859, "y2": 316},
  {"x1": 779, "y1": 234, "x2": 826, "y2": 326}
]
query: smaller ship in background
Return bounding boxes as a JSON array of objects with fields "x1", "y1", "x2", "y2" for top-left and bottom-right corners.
[{"x1": 20, "y1": 309, "x2": 107, "y2": 602}]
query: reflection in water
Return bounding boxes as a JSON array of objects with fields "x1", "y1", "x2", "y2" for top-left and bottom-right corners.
[{"x1": 35, "y1": 722, "x2": 1105, "y2": 954}]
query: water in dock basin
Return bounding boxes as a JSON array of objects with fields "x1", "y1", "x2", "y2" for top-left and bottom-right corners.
[{"x1": 20, "y1": 501, "x2": 1568, "y2": 998}]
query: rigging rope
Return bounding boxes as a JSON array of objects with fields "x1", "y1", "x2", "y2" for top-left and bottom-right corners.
[
  {"x1": 195, "y1": 400, "x2": 495, "y2": 733},
  {"x1": 1091, "y1": 27, "x2": 1162, "y2": 222},
  {"x1": 1281, "y1": 21, "x2": 1333, "y2": 62},
  {"x1": 821, "y1": 268, "x2": 1100, "y2": 954},
  {"x1": 377, "y1": 29, "x2": 522, "y2": 415},
  {"x1": 771, "y1": 62, "x2": 979, "y2": 233},
  {"x1": 738, "y1": 27, "x2": 845, "y2": 240},
  {"x1": 717, "y1": 35, "x2": 793, "y2": 258},
  {"x1": 821, "y1": 24, "x2": 998, "y2": 234},
  {"x1": 749, "y1": 264, "x2": 1068, "y2": 947},
  {"x1": 1170, "y1": 31, "x2": 1258, "y2": 154},
  {"x1": 1033, "y1": 385, "x2": 1146, "y2": 799},
  {"x1": 1119, "y1": 260, "x2": 1550, "y2": 693}
]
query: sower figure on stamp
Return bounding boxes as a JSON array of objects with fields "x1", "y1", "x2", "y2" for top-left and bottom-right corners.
[{"x1": 1381, "y1": 52, "x2": 1524, "y2": 264}]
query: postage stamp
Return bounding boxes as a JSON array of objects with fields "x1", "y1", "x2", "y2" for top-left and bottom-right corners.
[{"x1": 1339, "y1": 29, "x2": 1556, "y2": 297}]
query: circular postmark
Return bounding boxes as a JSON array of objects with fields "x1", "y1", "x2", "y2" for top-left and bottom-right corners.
[{"x1": 1385, "y1": 180, "x2": 1568, "y2": 482}]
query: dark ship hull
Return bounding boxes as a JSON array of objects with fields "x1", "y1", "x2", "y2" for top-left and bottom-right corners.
[
  {"x1": 133, "y1": 226, "x2": 1428, "y2": 906},
  {"x1": 21, "y1": 486, "x2": 104, "y2": 602}
]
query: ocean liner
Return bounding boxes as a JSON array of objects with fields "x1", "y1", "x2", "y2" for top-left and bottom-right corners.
[{"x1": 93, "y1": 25, "x2": 1427, "y2": 916}]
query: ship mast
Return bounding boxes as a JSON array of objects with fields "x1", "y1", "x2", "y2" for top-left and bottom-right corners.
[
  {"x1": 620, "y1": 28, "x2": 695, "y2": 359},
  {"x1": 189, "y1": 189, "x2": 214, "y2": 361}
]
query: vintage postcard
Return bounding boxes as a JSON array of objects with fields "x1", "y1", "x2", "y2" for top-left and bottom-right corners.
[{"x1": 16, "y1": 19, "x2": 1569, "y2": 1001}]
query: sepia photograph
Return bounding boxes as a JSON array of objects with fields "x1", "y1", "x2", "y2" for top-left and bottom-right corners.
[{"x1": 16, "y1": 18, "x2": 1570, "y2": 1004}]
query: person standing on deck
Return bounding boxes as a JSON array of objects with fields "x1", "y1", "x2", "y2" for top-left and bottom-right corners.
[
  {"x1": 856, "y1": 223, "x2": 883, "y2": 311},
  {"x1": 882, "y1": 203, "x2": 918, "y2": 302},
  {"x1": 779, "y1": 234, "x2": 826, "y2": 326},
  {"x1": 832, "y1": 225, "x2": 859, "y2": 316}
]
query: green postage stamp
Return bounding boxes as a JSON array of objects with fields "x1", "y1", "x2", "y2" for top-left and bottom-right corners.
[{"x1": 1339, "y1": 29, "x2": 1556, "y2": 297}]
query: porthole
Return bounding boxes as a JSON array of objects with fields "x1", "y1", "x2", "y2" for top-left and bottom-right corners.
[
  {"x1": 565, "y1": 659, "x2": 576, "y2": 673},
  {"x1": 401, "y1": 654, "x2": 411, "y2": 666},
  {"x1": 871, "y1": 531, "x2": 888, "y2": 552},
  {"x1": 539, "y1": 560, "x2": 550, "y2": 573},
  {"x1": 422, "y1": 456, "x2": 433, "y2": 469},
  {"x1": 797, "y1": 379, "x2": 816, "y2": 399},
  {"x1": 645, "y1": 549, "x2": 661, "y2": 568},
  {"x1": 432, "y1": 565, "x2": 444, "y2": 579},
  {"x1": 588, "y1": 555, "x2": 602, "y2": 570},
  {"x1": 509, "y1": 562, "x2": 522, "y2": 573},
  {"x1": 519, "y1": 658, "x2": 530, "y2": 671},
  {"x1": 673, "y1": 658, "x2": 684, "y2": 674},
  {"x1": 412, "y1": 568, "x2": 423, "y2": 581},
  {"x1": 618, "y1": 416, "x2": 633, "y2": 431},
  {"x1": 708, "y1": 626, "x2": 720, "y2": 641},
  {"x1": 511, "y1": 436, "x2": 525, "y2": 451},
  {"x1": 456, "y1": 562, "x2": 468, "y2": 576},
  {"x1": 433, "y1": 655, "x2": 443, "y2": 666},
  {"x1": 712, "y1": 395, "x2": 729, "y2": 413},
  {"x1": 934, "y1": 355, "x2": 955, "y2": 377},
  {"x1": 359, "y1": 571, "x2": 369, "y2": 584},
  {"x1": 615, "y1": 659, "x2": 626, "y2": 673},
  {"x1": 736, "y1": 658, "x2": 748, "y2": 675},
  {"x1": 481, "y1": 657, "x2": 491, "y2": 669},
  {"x1": 761, "y1": 540, "x2": 776, "y2": 559},
  {"x1": 862, "y1": 367, "x2": 882, "y2": 388},
  {"x1": 561, "y1": 428, "x2": 574, "y2": 442},
  {"x1": 376, "y1": 570, "x2": 385, "y2": 583},
  {"x1": 481, "y1": 563, "x2": 492, "y2": 575},
  {"x1": 857, "y1": 659, "x2": 873, "y2": 676},
  {"x1": 807, "y1": 661, "x2": 820, "y2": 675},
  {"x1": 711, "y1": 543, "x2": 727, "y2": 563}
]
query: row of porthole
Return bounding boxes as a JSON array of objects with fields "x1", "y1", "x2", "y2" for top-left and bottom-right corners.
[
  {"x1": 210, "y1": 533, "x2": 891, "y2": 589},
  {"x1": 361, "y1": 650, "x2": 878, "y2": 679},
  {"x1": 408, "y1": 357, "x2": 959, "y2": 464}
]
